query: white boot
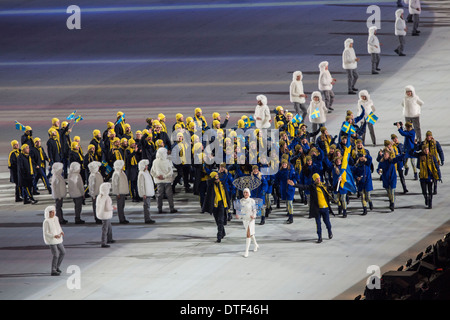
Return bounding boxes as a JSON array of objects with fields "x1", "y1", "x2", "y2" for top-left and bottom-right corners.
[
  {"x1": 244, "y1": 238, "x2": 251, "y2": 257},
  {"x1": 252, "y1": 235, "x2": 259, "y2": 252}
]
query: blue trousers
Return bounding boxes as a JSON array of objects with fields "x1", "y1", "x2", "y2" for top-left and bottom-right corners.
[{"x1": 315, "y1": 207, "x2": 332, "y2": 238}]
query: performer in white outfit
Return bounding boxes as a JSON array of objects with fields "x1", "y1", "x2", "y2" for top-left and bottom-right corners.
[{"x1": 239, "y1": 188, "x2": 259, "y2": 258}]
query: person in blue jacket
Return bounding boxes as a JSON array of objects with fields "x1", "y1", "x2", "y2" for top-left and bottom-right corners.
[
  {"x1": 352, "y1": 146, "x2": 373, "y2": 215},
  {"x1": 331, "y1": 156, "x2": 349, "y2": 217},
  {"x1": 391, "y1": 133, "x2": 408, "y2": 193},
  {"x1": 250, "y1": 165, "x2": 268, "y2": 225},
  {"x1": 377, "y1": 147, "x2": 404, "y2": 211},
  {"x1": 397, "y1": 122, "x2": 418, "y2": 180},
  {"x1": 259, "y1": 156, "x2": 275, "y2": 219},
  {"x1": 275, "y1": 159, "x2": 297, "y2": 224},
  {"x1": 218, "y1": 162, "x2": 235, "y2": 221}
]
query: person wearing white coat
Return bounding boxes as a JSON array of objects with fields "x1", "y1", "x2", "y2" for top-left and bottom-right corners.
[
  {"x1": 137, "y1": 159, "x2": 156, "y2": 224},
  {"x1": 50, "y1": 162, "x2": 67, "y2": 224},
  {"x1": 402, "y1": 85, "x2": 424, "y2": 142},
  {"x1": 112, "y1": 159, "x2": 129, "y2": 223},
  {"x1": 68, "y1": 162, "x2": 85, "y2": 224},
  {"x1": 342, "y1": 38, "x2": 360, "y2": 94},
  {"x1": 394, "y1": 9, "x2": 407, "y2": 56},
  {"x1": 43, "y1": 205, "x2": 65, "y2": 275},
  {"x1": 367, "y1": 26, "x2": 381, "y2": 74},
  {"x1": 289, "y1": 71, "x2": 308, "y2": 120},
  {"x1": 254, "y1": 95, "x2": 271, "y2": 129},
  {"x1": 150, "y1": 148, "x2": 177, "y2": 213},
  {"x1": 318, "y1": 61, "x2": 336, "y2": 111},
  {"x1": 88, "y1": 161, "x2": 103, "y2": 224},
  {"x1": 308, "y1": 91, "x2": 329, "y2": 143},
  {"x1": 357, "y1": 90, "x2": 377, "y2": 146},
  {"x1": 408, "y1": 0, "x2": 421, "y2": 36},
  {"x1": 96, "y1": 182, "x2": 115, "y2": 247},
  {"x1": 239, "y1": 188, "x2": 259, "y2": 258}
]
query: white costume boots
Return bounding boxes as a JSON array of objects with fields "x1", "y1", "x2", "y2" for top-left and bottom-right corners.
[{"x1": 244, "y1": 238, "x2": 251, "y2": 258}]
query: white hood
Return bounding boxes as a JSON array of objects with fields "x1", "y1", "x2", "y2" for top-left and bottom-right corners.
[
  {"x1": 292, "y1": 71, "x2": 302, "y2": 81},
  {"x1": 69, "y1": 161, "x2": 80, "y2": 174},
  {"x1": 344, "y1": 38, "x2": 353, "y2": 49},
  {"x1": 395, "y1": 8, "x2": 403, "y2": 18},
  {"x1": 155, "y1": 148, "x2": 168, "y2": 161},
  {"x1": 256, "y1": 94, "x2": 267, "y2": 106},
  {"x1": 99, "y1": 182, "x2": 111, "y2": 196},
  {"x1": 44, "y1": 205, "x2": 56, "y2": 219},
  {"x1": 358, "y1": 89, "x2": 371, "y2": 101},
  {"x1": 88, "y1": 161, "x2": 101, "y2": 173},
  {"x1": 318, "y1": 61, "x2": 328, "y2": 72},
  {"x1": 113, "y1": 159, "x2": 125, "y2": 171},
  {"x1": 369, "y1": 26, "x2": 377, "y2": 36},
  {"x1": 138, "y1": 159, "x2": 149, "y2": 171},
  {"x1": 311, "y1": 91, "x2": 323, "y2": 103},
  {"x1": 52, "y1": 162, "x2": 64, "y2": 175},
  {"x1": 405, "y1": 85, "x2": 416, "y2": 97}
]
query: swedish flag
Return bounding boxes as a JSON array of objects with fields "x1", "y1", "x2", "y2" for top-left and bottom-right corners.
[
  {"x1": 102, "y1": 161, "x2": 112, "y2": 175},
  {"x1": 116, "y1": 113, "x2": 125, "y2": 125},
  {"x1": 310, "y1": 107, "x2": 320, "y2": 120},
  {"x1": 15, "y1": 121, "x2": 26, "y2": 131},
  {"x1": 74, "y1": 115, "x2": 83, "y2": 123},
  {"x1": 292, "y1": 114, "x2": 303, "y2": 124},
  {"x1": 341, "y1": 121, "x2": 356, "y2": 134},
  {"x1": 66, "y1": 110, "x2": 77, "y2": 120},
  {"x1": 339, "y1": 135, "x2": 357, "y2": 193},
  {"x1": 366, "y1": 112, "x2": 378, "y2": 125}
]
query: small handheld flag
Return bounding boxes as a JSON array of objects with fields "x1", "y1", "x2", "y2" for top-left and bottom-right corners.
[
  {"x1": 248, "y1": 115, "x2": 255, "y2": 128},
  {"x1": 341, "y1": 121, "x2": 356, "y2": 135},
  {"x1": 66, "y1": 110, "x2": 77, "y2": 120},
  {"x1": 292, "y1": 114, "x2": 303, "y2": 124},
  {"x1": 74, "y1": 115, "x2": 83, "y2": 123},
  {"x1": 310, "y1": 107, "x2": 320, "y2": 120},
  {"x1": 15, "y1": 120, "x2": 26, "y2": 132},
  {"x1": 116, "y1": 113, "x2": 125, "y2": 125},
  {"x1": 366, "y1": 112, "x2": 378, "y2": 125},
  {"x1": 338, "y1": 134, "x2": 357, "y2": 193},
  {"x1": 101, "y1": 161, "x2": 112, "y2": 175}
]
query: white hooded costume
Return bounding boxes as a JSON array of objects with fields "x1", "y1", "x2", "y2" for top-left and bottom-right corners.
[
  {"x1": 240, "y1": 188, "x2": 259, "y2": 257},
  {"x1": 289, "y1": 71, "x2": 306, "y2": 104},
  {"x1": 112, "y1": 159, "x2": 129, "y2": 195},
  {"x1": 68, "y1": 162, "x2": 84, "y2": 199},
  {"x1": 318, "y1": 61, "x2": 333, "y2": 91},
  {"x1": 88, "y1": 161, "x2": 103, "y2": 198},
  {"x1": 357, "y1": 90, "x2": 376, "y2": 117},
  {"x1": 308, "y1": 91, "x2": 328, "y2": 124},
  {"x1": 51, "y1": 162, "x2": 66, "y2": 200},
  {"x1": 43, "y1": 205, "x2": 63, "y2": 245},
  {"x1": 367, "y1": 26, "x2": 380, "y2": 54},
  {"x1": 402, "y1": 85, "x2": 423, "y2": 118},
  {"x1": 395, "y1": 9, "x2": 407, "y2": 36},
  {"x1": 137, "y1": 159, "x2": 155, "y2": 198},
  {"x1": 96, "y1": 182, "x2": 113, "y2": 220},
  {"x1": 239, "y1": 191, "x2": 257, "y2": 235},
  {"x1": 342, "y1": 38, "x2": 357, "y2": 70},
  {"x1": 254, "y1": 95, "x2": 271, "y2": 129},
  {"x1": 408, "y1": 0, "x2": 421, "y2": 15},
  {"x1": 150, "y1": 148, "x2": 173, "y2": 184}
]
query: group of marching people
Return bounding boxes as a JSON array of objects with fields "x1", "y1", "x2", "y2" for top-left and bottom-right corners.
[{"x1": 9, "y1": 83, "x2": 444, "y2": 245}]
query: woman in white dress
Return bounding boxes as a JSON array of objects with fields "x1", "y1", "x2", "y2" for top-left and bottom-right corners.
[{"x1": 239, "y1": 188, "x2": 259, "y2": 257}]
